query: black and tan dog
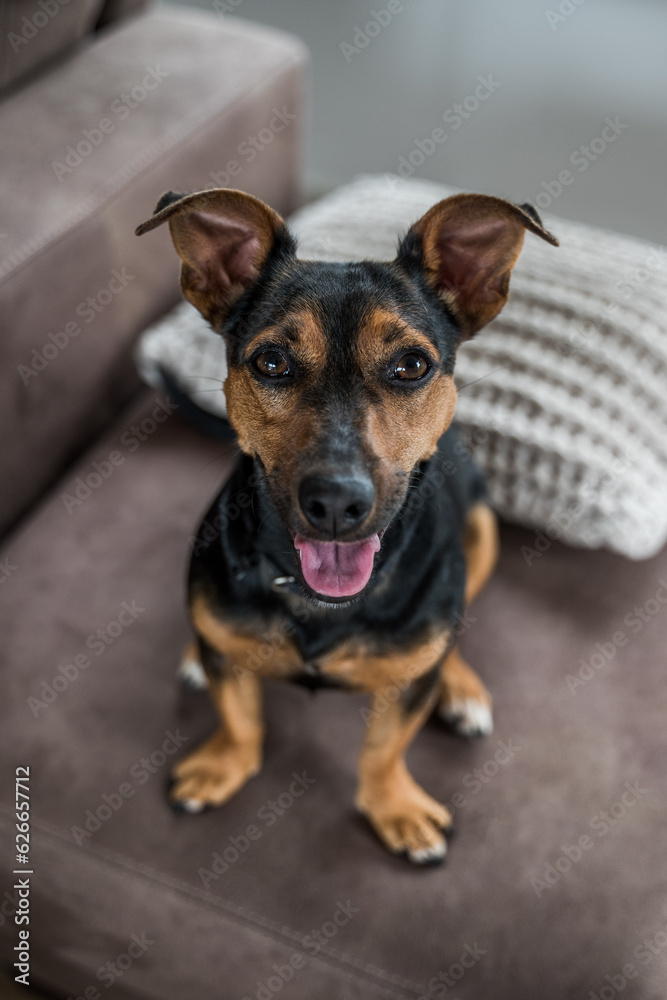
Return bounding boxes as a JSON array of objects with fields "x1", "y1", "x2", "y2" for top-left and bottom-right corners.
[{"x1": 136, "y1": 188, "x2": 557, "y2": 863}]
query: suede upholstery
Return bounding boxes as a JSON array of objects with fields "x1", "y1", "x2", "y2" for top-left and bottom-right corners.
[
  {"x1": 0, "y1": 0, "x2": 105, "y2": 93},
  {"x1": 0, "y1": 390, "x2": 665, "y2": 999},
  {"x1": 0, "y1": 6, "x2": 307, "y2": 537}
]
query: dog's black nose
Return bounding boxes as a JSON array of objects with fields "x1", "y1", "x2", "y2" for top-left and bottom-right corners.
[{"x1": 298, "y1": 475, "x2": 375, "y2": 537}]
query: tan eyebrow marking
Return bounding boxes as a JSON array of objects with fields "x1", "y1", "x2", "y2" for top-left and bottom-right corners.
[
  {"x1": 243, "y1": 306, "x2": 328, "y2": 369},
  {"x1": 356, "y1": 307, "x2": 440, "y2": 369}
]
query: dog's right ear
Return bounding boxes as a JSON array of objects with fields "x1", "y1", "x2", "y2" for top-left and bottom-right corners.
[{"x1": 136, "y1": 189, "x2": 294, "y2": 329}]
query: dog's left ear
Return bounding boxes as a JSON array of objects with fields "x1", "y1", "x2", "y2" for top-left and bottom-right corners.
[
  {"x1": 136, "y1": 188, "x2": 293, "y2": 328},
  {"x1": 397, "y1": 193, "x2": 559, "y2": 338}
]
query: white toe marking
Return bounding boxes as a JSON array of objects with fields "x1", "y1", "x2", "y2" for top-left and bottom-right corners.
[
  {"x1": 441, "y1": 697, "x2": 493, "y2": 736},
  {"x1": 408, "y1": 841, "x2": 447, "y2": 864},
  {"x1": 177, "y1": 658, "x2": 208, "y2": 690},
  {"x1": 180, "y1": 798, "x2": 205, "y2": 814}
]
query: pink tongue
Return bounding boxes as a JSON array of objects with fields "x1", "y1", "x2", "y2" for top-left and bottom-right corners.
[{"x1": 294, "y1": 534, "x2": 381, "y2": 598}]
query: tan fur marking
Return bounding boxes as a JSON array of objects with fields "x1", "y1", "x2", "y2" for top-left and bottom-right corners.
[
  {"x1": 180, "y1": 639, "x2": 198, "y2": 665},
  {"x1": 437, "y1": 502, "x2": 497, "y2": 732},
  {"x1": 353, "y1": 307, "x2": 458, "y2": 473},
  {"x1": 439, "y1": 646, "x2": 491, "y2": 714},
  {"x1": 170, "y1": 593, "x2": 304, "y2": 809},
  {"x1": 170, "y1": 670, "x2": 264, "y2": 808},
  {"x1": 243, "y1": 306, "x2": 328, "y2": 371},
  {"x1": 355, "y1": 307, "x2": 441, "y2": 370},
  {"x1": 364, "y1": 372, "x2": 457, "y2": 470},
  {"x1": 190, "y1": 594, "x2": 302, "y2": 680},
  {"x1": 463, "y1": 501, "x2": 499, "y2": 605},
  {"x1": 317, "y1": 628, "x2": 450, "y2": 692},
  {"x1": 356, "y1": 693, "x2": 451, "y2": 857},
  {"x1": 225, "y1": 306, "x2": 328, "y2": 471}
]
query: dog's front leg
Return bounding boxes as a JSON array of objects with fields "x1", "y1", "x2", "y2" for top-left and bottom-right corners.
[
  {"x1": 356, "y1": 671, "x2": 453, "y2": 864},
  {"x1": 170, "y1": 636, "x2": 264, "y2": 813}
]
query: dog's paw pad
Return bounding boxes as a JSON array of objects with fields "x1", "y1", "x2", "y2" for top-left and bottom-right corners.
[
  {"x1": 177, "y1": 657, "x2": 208, "y2": 690},
  {"x1": 439, "y1": 697, "x2": 493, "y2": 738}
]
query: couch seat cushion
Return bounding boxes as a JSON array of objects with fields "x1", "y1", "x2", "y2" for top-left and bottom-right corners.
[{"x1": 0, "y1": 391, "x2": 666, "y2": 998}]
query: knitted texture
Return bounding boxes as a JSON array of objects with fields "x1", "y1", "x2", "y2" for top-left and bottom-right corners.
[{"x1": 136, "y1": 175, "x2": 667, "y2": 559}]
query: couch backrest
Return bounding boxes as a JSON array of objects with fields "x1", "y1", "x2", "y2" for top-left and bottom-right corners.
[{"x1": 0, "y1": 0, "x2": 152, "y2": 95}]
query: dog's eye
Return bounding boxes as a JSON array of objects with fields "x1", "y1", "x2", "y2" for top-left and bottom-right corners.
[
  {"x1": 392, "y1": 353, "x2": 430, "y2": 381},
  {"x1": 253, "y1": 351, "x2": 291, "y2": 378}
]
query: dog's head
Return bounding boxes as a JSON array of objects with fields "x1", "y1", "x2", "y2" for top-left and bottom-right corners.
[{"x1": 137, "y1": 189, "x2": 557, "y2": 602}]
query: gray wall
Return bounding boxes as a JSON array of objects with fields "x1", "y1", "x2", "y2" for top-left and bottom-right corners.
[{"x1": 167, "y1": 0, "x2": 667, "y2": 242}]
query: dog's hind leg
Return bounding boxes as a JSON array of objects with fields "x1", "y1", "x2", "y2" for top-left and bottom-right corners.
[
  {"x1": 462, "y1": 501, "x2": 498, "y2": 606},
  {"x1": 438, "y1": 502, "x2": 498, "y2": 738},
  {"x1": 176, "y1": 639, "x2": 209, "y2": 690},
  {"x1": 170, "y1": 634, "x2": 264, "y2": 813},
  {"x1": 439, "y1": 646, "x2": 493, "y2": 737}
]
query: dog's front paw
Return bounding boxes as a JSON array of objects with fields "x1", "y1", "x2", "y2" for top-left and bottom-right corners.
[
  {"x1": 169, "y1": 731, "x2": 261, "y2": 813},
  {"x1": 357, "y1": 774, "x2": 453, "y2": 865}
]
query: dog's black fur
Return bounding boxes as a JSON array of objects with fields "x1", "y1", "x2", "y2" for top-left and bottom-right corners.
[
  {"x1": 136, "y1": 186, "x2": 558, "y2": 862},
  {"x1": 190, "y1": 426, "x2": 484, "y2": 697}
]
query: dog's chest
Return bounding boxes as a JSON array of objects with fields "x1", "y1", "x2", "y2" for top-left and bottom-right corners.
[{"x1": 238, "y1": 605, "x2": 450, "y2": 693}]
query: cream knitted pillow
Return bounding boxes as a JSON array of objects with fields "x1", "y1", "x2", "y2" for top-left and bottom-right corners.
[{"x1": 136, "y1": 175, "x2": 667, "y2": 559}]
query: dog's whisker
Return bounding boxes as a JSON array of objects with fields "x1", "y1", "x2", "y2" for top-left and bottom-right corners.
[
  {"x1": 180, "y1": 374, "x2": 226, "y2": 384},
  {"x1": 456, "y1": 366, "x2": 507, "y2": 394},
  {"x1": 197, "y1": 451, "x2": 237, "y2": 472}
]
